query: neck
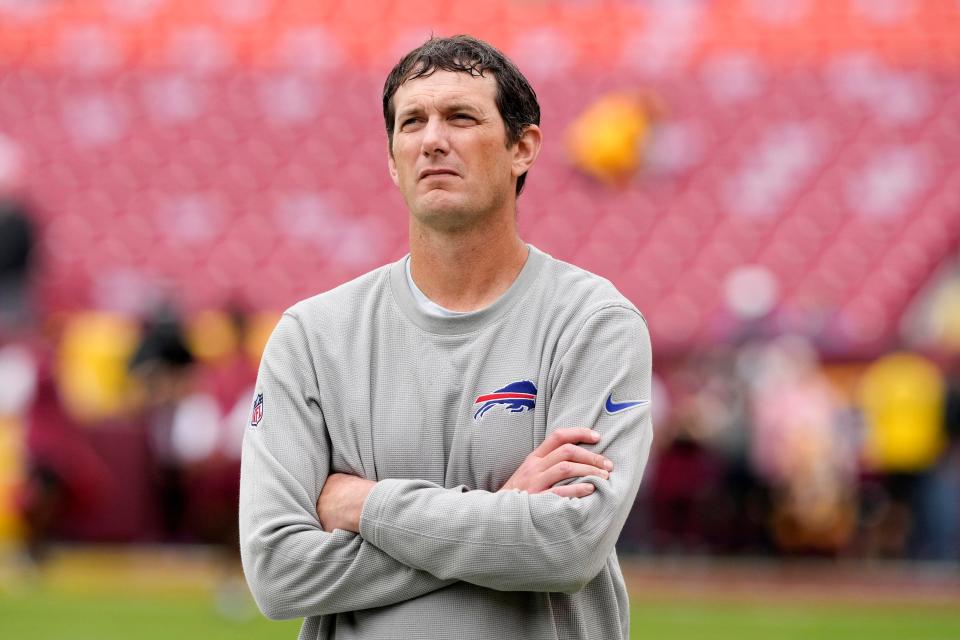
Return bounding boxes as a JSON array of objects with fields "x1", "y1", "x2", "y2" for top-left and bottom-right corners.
[{"x1": 408, "y1": 215, "x2": 528, "y2": 312}]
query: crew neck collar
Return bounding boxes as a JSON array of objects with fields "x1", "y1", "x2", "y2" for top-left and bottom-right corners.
[{"x1": 389, "y1": 244, "x2": 547, "y2": 336}]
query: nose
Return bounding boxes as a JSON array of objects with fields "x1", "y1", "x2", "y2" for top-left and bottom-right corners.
[{"x1": 420, "y1": 117, "x2": 450, "y2": 157}]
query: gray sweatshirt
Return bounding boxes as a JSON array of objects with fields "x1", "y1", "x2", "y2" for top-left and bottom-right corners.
[{"x1": 240, "y1": 245, "x2": 653, "y2": 640}]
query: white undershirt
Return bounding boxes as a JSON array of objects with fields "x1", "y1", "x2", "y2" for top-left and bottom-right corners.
[{"x1": 404, "y1": 256, "x2": 471, "y2": 318}]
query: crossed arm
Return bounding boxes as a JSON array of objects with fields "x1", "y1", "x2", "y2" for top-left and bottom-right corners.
[{"x1": 317, "y1": 427, "x2": 613, "y2": 533}]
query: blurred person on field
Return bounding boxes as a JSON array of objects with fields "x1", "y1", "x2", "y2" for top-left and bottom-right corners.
[
  {"x1": 912, "y1": 350, "x2": 960, "y2": 562},
  {"x1": 697, "y1": 345, "x2": 769, "y2": 553},
  {"x1": 14, "y1": 336, "x2": 110, "y2": 564},
  {"x1": 745, "y1": 336, "x2": 858, "y2": 555},
  {"x1": 648, "y1": 348, "x2": 762, "y2": 553},
  {"x1": 240, "y1": 35, "x2": 653, "y2": 639},
  {"x1": 174, "y1": 305, "x2": 260, "y2": 617},
  {"x1": 859, "y1": 350, "x2": 947, "y2": 558},
  {"x1": 937, "y1": 353, "x2": 960, "y2": 562},
  {"x1": 178, "y1": 307, "x2": 258, "y2": 544},
  {"x1": 646, "y1": 360, "x2": 723, "y2": 553},
  {"x1": 128, "y1": 302, "x2": 195, "y2": 541},
  {"x1": 0, "y1": 134, "x2": 37, "y2": 334}
]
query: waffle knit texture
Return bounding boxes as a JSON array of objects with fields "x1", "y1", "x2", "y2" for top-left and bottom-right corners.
[{"x1": 239, "y1": 245, "x2": 653, "y2": 639}]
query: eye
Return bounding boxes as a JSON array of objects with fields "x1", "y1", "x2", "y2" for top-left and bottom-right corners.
[
  {"x1": 451, "y1": 113, "x2": 476, "y2": 123},
  {"x1": 399, "y1": 117, "x2": 422, "y2": 130}
]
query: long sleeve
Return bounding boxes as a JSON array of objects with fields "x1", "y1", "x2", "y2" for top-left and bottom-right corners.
[
  {"x1": 358, "y1": 305, "x2": 653, "y2": 593},
  {"x1": 239, "y1": 313, "x2": 453, "y2": 620}
]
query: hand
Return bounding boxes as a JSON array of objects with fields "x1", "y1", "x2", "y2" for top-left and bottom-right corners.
[
  {"x1": 499, "y1": 427, "x2": 613, "y2": 498},
  {"x1": 316, "y1": 473, "x2": 376, "y2": 533}
]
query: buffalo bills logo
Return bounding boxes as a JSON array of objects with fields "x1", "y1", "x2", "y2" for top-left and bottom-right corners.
[
  {"x1": 474, "y1": 380, "x2": 537, "y2": 420},
  {"x1": 250, "y1": 393, "x2": 264, "y2": 427}
]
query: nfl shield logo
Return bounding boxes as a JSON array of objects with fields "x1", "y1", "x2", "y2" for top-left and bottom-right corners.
[{"x1": 250, "y1": 393, "x2": 264, "y2": 427}]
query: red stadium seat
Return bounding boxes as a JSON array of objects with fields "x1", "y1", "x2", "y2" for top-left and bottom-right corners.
[{"x1": 2, "y1": 43, "x2": 953, "y2": 351}]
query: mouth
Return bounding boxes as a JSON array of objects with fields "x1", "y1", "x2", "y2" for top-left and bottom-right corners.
[{"x1": 418, "y1": 168, "x2": 460, "y2": 180}]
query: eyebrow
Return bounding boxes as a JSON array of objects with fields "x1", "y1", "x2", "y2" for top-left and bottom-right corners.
[
  {"x1": 443, "y1": 102, "x2": 481, "y2": 114},
  {"x1": 395, "y1": 101, "x2": 482, "y2": 121}
]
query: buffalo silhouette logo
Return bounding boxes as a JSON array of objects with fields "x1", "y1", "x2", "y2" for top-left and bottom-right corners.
[{"x1": 474, "y1": 380, "x2": 537, "y2": 420}]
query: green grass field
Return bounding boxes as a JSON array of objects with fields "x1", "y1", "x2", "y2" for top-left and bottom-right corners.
[
  {"x1": 4, "y1": 586, "x2": 959, "y2": 639},
  {"x1": 1, "y1": 549, "x2": 958, "y2": 639}
]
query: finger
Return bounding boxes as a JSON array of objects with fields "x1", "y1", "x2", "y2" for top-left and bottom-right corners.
[
  {"x1": 540, "y1": 442, "x2": 612, "y2": 472},
  {"x1": 532, "y1": 427, "x2": 600, "y2": 457},
  {"x1": 550, "y1": 483, "x2": 596, "y2": 498},
  {"x1": 541, "y1": 461, "x2": 609, "y2": 488}
]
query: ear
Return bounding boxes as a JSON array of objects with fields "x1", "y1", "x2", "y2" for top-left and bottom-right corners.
[
  {"x1": 387, "y1": 145, "x2": 400, "y2": 187},
  {"x1": 511, "y1": 124, "x2": 542, "y2": 179}
]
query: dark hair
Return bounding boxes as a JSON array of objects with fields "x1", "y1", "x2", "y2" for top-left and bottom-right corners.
[{"x1": 383, "y1": 35, "x2": 541, "y2": 196}]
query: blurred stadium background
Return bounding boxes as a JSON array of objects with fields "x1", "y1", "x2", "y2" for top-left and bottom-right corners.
[{"x1": 0, "y1": 0, "x2": 959, "y2": 638}]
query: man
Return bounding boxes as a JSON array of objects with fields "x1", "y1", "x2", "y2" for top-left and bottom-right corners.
[
  {"x1": 240, "y1": 35, "x2": 653, "y2": 639},
  {"x1": 0, "y1": 137, "x2": 36, "y2": 331}
]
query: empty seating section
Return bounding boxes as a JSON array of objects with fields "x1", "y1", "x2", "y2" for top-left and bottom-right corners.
[{"x1": 1, "y1": 0, "x2": 958, "y2": 355}]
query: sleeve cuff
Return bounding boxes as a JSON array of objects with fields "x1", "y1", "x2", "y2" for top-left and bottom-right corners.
[
  {"x1": 358, "y1": 479, "x2": 473, "y2": 547},
  {"x1": 358, "y1": 478, "x2": 401, "y2": 546}
]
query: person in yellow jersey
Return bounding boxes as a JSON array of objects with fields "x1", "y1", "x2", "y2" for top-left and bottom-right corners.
[
  {"x1": 565, "y1": 91, "x2": 664, "y2": 186},
  {"x1": 859, "y1": 351, "x2": 946, "y2": 557}
]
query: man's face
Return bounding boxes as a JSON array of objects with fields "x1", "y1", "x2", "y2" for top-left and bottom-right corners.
[{"x1": 388, "y1": 70, "x2": 519, "y2": 232}]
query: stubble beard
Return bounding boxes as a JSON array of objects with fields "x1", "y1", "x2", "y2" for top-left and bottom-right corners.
[{"x1": 410, "y1": 186, "x2": 509, "y2": 235}]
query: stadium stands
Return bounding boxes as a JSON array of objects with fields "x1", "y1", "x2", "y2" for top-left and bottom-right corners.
[
  {"x1": 2, "y1": 0, "x2": 959, "y2": 561},
  {"x1": 0, "y1": 0, "x2": 958, "y2": 358}
]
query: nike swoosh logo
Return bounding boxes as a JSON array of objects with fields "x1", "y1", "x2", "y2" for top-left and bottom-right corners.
[{"x1": 604, "y1": 394, "x2": 649, "y2": 414}]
